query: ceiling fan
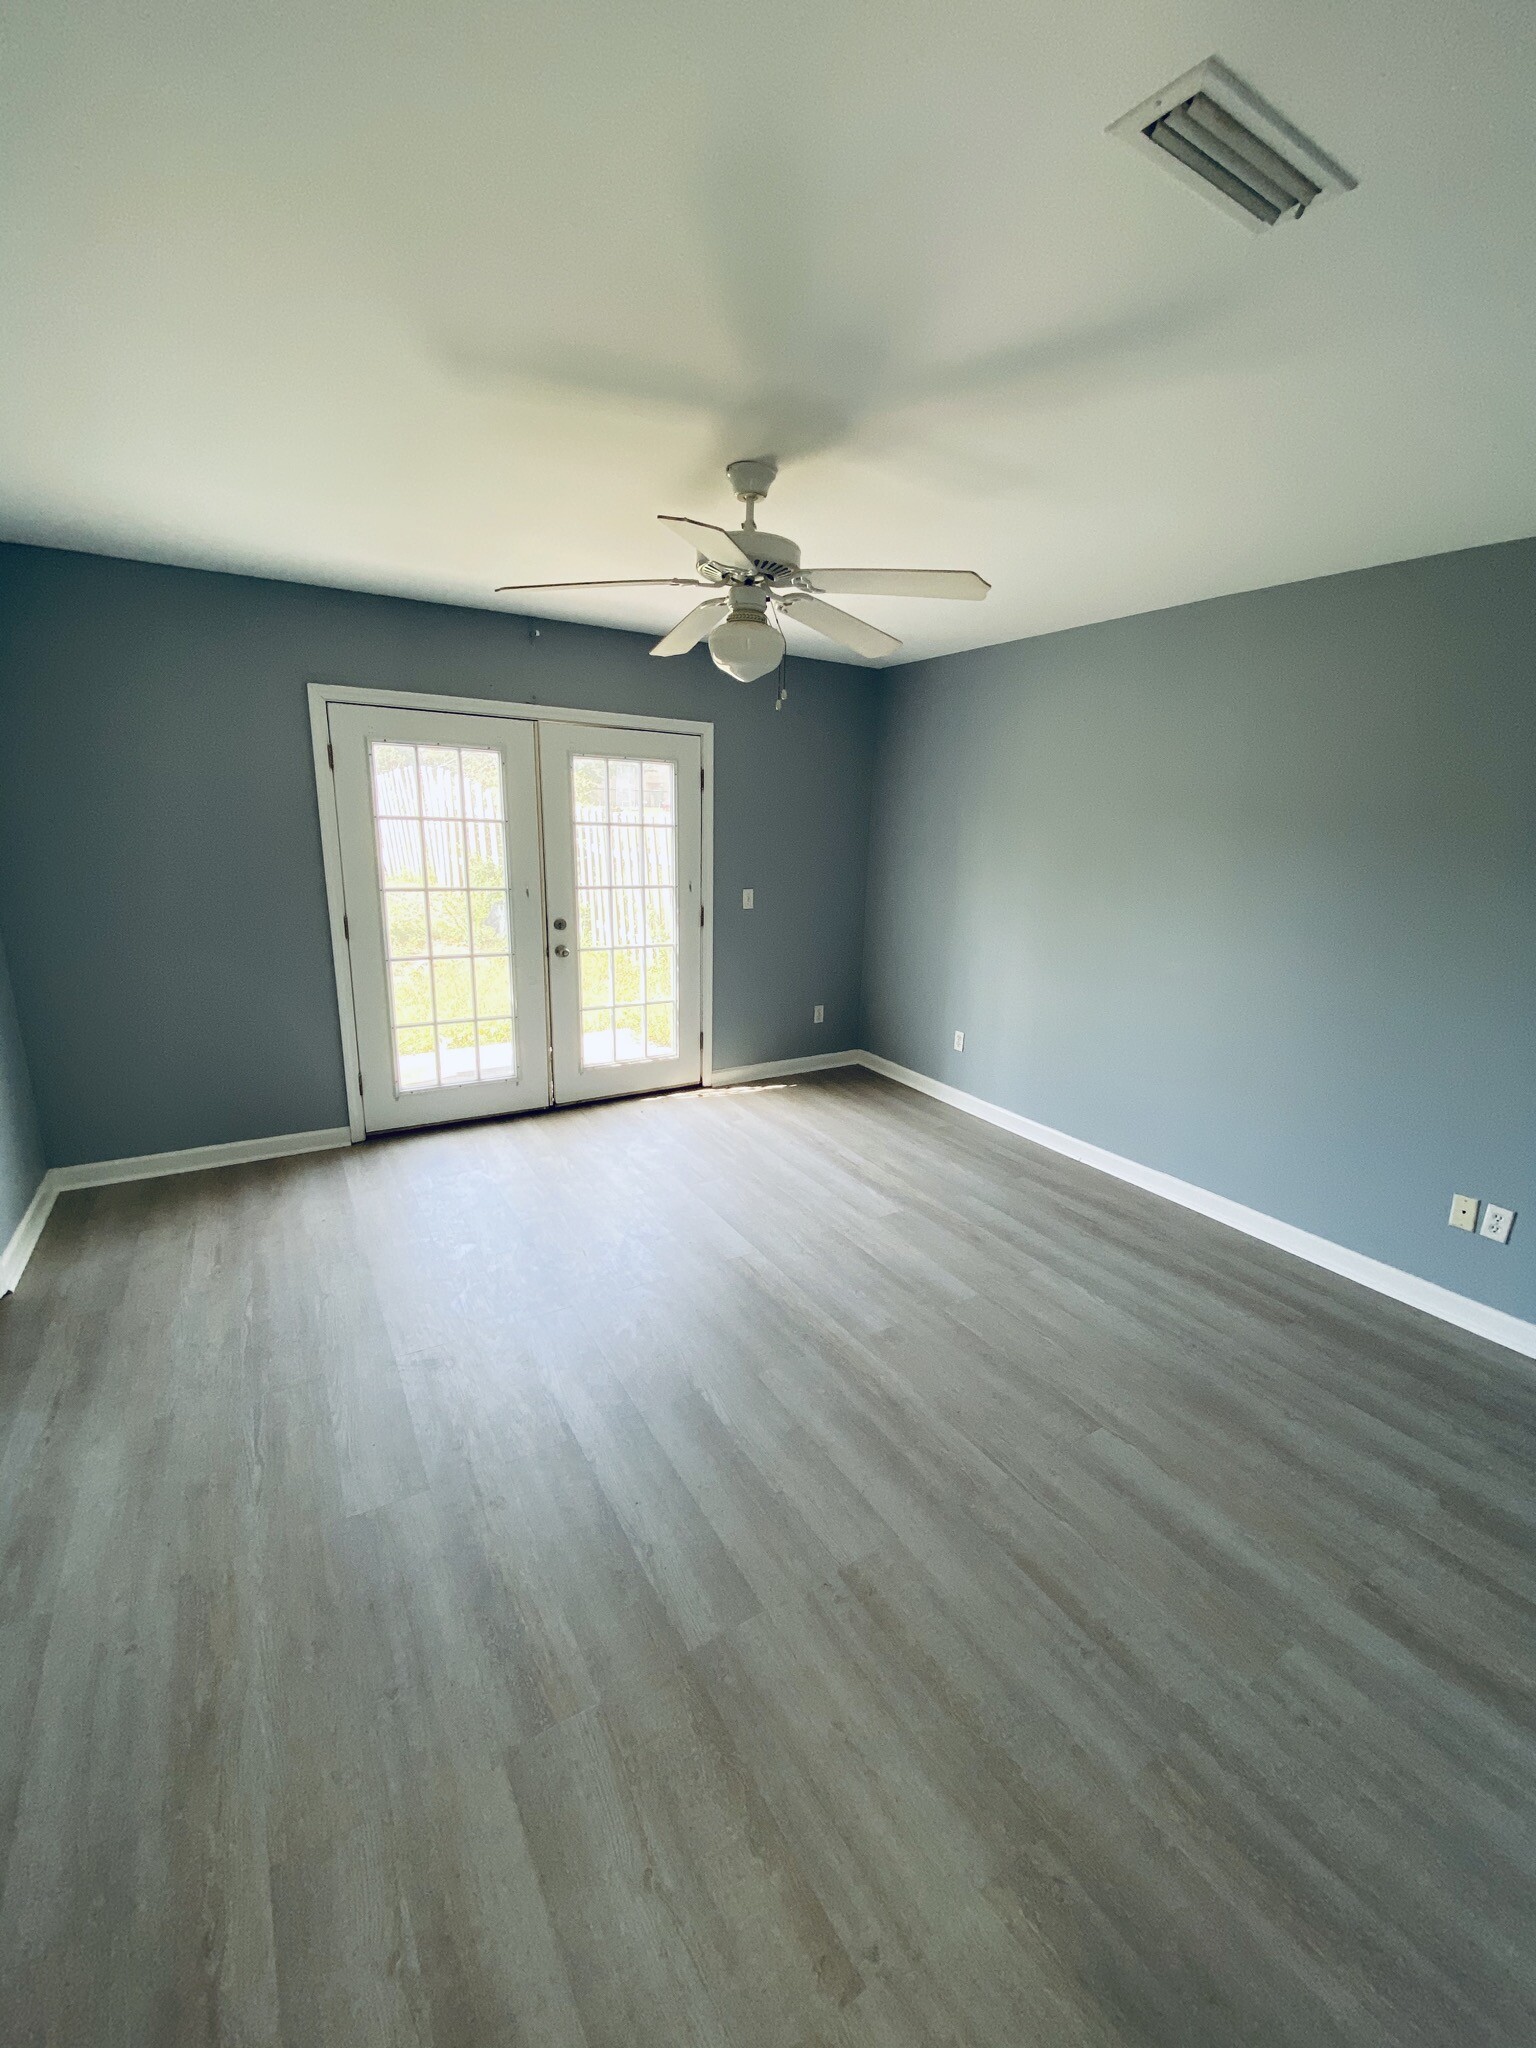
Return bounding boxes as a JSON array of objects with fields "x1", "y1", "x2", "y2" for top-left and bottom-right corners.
[{"x1": 495, "y1": 457, "x2": 989, "y2": 682}]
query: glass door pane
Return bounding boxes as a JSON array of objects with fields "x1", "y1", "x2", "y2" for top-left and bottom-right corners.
[
  {"x1": 570, "y1": 752, "x2": 680, "y2": 1073},
  {"x1": 369, "y1": 740, "x2": 517, "y2": 1092}
]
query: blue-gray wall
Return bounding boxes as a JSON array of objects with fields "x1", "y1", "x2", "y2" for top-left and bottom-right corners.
[
  {"x1": 5, "y1": 533, "x2": 1531, "y2": 1326},
  {"x1": 863, "y1": 536, "x2": 1536, "y2": 1323},
  {"x1": 0, "y1": 925, "x2": 45, "y2": 1255},
  {"x1": 0, "y1": 544, "x2": 878, "y2": 1166}
]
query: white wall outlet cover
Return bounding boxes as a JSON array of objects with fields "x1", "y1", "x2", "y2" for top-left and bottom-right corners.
[
  {"x1": 1448, "y1": 1193, "x2": 1479, "y2": 1232},
  {"x1": 813, "y1": 1004, "x2": 824, "y2": 1023},
  {"x1": 741, "y1": 888, "x2": 754, "y2": 909},
  {"x1": 1480, "y1": 1204, "x2": 1516, "y2": 1245},
  {"x1": 953, "y1": 1030, "x2": 965, "y2": 1052}
]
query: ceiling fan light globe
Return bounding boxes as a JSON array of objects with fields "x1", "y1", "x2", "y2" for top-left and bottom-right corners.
[{"x1": 708, "y1": 613, "x2": 785, "y2": 683}]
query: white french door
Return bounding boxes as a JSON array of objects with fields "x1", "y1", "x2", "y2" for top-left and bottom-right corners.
[
  {"x1": 539, "y1": 721, "x2": 703, "y2": 1104},
  {"x1": 329, "y1": 705, "x2": 551, "y2": 1131},
  {"x1": 325, "y1": 700, "x2": 704, "y2": 1133}
]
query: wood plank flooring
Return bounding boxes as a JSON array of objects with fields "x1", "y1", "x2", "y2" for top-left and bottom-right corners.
[{"x1": 1, "y1": 1069, "x2": 1533, "y2": 2046}]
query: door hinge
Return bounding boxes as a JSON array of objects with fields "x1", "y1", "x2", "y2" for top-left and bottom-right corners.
[
  {"x1": 342, "y1": 912, "x2": 349, "y2": 940},
  {"x1": 700, "y1": 1030, "x2": 705, "y2": 1050},
  {"x1": 357, "y1": 1072, "x2": 364, "y2": 1097},
  {"x1": 327, "y1": 741, "x2": 334, "y2": 770},
  {"x1": 700, "y1": 767, "x2": 705, "y2": 791},
  {"x1": 699, "y1": 903, "x2": 704, "y2": 927}
]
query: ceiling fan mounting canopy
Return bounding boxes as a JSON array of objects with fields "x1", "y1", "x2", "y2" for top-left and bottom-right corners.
[
  {"x1": 495, "y1": 458, "x2": 989, "y2": 676},
  {"x1": 724, "y1": 455, "x2": 779, "y2": 504}
]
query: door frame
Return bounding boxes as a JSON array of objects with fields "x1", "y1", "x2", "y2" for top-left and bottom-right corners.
[{"x1": 307, "y1": 682, "x2": 716, "y2": 1142}]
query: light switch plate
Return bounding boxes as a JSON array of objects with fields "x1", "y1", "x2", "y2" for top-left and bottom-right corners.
[
  {"x1": 953, "y1": 1030, "x2": 965, "y2": 1052},
  {"x1": 813, "y1": 1004, "x2": 824, "y2": 1024},
  {"x1": 1448, "y1": 1193, "x2": 1479, "y2": 1232},
  {"x1": 1480, "y1": 1203, "x2": 1515, "y2": 1245},
  {"x1": 741, "y1": 888, "x2": 754, "y2": 910}
]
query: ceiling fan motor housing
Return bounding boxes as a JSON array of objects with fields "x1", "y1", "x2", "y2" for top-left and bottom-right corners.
[{"x1": 698, "y1": 532, "x2": 801, "y2": 582}]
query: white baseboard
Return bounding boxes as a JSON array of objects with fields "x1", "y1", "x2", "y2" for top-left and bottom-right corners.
[
  {"x1": 709, "y1": 1049, "x2": 864, "y2": 1088},
  {"x1": 0, "y1": 1172, "x2": 57, "y2": 1298},
  {"x1": 49, "y1": 1125, "x2": 354, "y2": 1193},
  {"x1": 0, "y1": 1127, "x2": 354, "y2": 1298},
  {"x1": 855, "y1": 1052, "x2": 1536, "y2": 1363},
  {"x1": 10, "y1": 1066, "x2": 1530, "y2": 1364}
]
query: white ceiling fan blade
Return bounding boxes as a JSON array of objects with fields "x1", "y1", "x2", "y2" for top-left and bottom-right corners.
[
  {"x1": 658, "y1": 515, "x2": 756, "y2": 574},
  {"x1": 777, "y1": 594, "x2": 901, "y2": 659},
  {"x1": 495, "y1": 575, "x2": 712, "y2": 593},
  {"x1": 649, "y1": 598, "x2": 730, "y2": 658},
  {"x1": 796, "y1": 568, "x2": 990, "y2": 600}
]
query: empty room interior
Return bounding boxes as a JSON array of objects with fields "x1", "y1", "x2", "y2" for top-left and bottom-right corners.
[{"x1": 3, "y1": 5, "x2": 1535, "y2": 2044}]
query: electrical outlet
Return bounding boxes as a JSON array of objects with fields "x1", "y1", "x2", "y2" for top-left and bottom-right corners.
[
  {"x1": 1448, "y1": 1193, "x2": 1479, "y2": 1232},
  {"x1": 1480, "y1": 1203, "x2": 1516, "y2": 1245},
  {"x1": 953, "y1": 1030, "x2": 965, "y2": 1052},
  {"x1": 813, "y1": 1004, "x2": 824, "y2": 1024},
  {"x1": 741, "y1": 888, "x2": 754, "y2": 910}
]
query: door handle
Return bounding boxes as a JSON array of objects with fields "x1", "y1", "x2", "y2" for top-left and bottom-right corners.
[{"x1": 553, "y1": 944, "x2": 570, "y2": 957}]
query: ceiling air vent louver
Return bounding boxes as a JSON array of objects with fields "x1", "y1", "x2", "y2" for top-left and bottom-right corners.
[{"x1": 1109, "y1": 57, "x2": 1355, "y2": 230}]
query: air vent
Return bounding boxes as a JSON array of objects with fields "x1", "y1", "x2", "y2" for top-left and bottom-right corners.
[{"x1": 1108, "y1": 57, "x2": 1355, "y2": 230}]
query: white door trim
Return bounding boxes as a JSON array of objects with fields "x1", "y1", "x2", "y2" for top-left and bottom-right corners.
[{"x1": 308, "y1": 683, "x2": 717, "y2": 1139}]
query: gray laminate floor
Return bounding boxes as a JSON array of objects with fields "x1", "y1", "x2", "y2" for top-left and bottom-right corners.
[{"x1": 1, "y1": 1070, "x2": 1533, "y2": 2047}]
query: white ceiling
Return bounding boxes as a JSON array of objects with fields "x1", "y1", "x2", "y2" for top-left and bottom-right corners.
[{"x1": 3, "y1": 1, "x2": 1534, "y2": 664}]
